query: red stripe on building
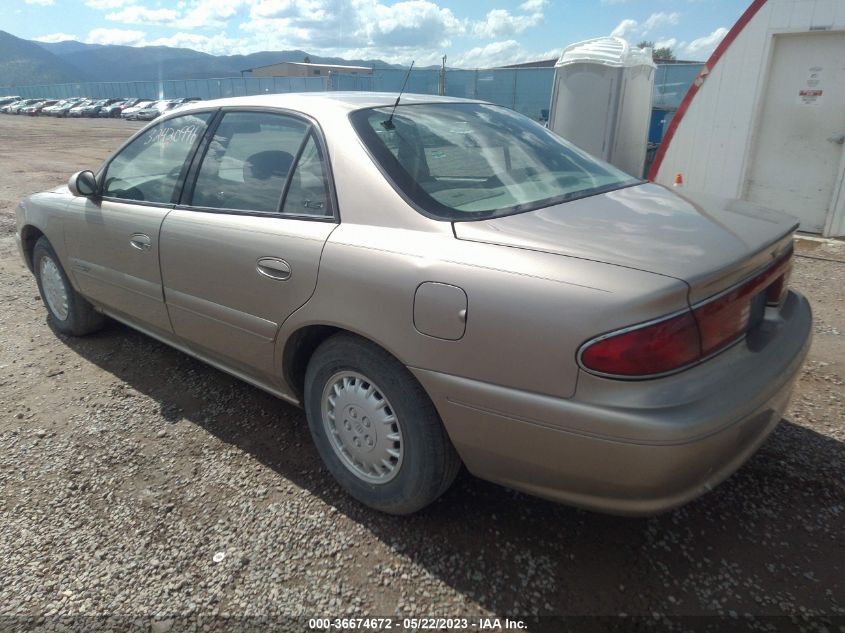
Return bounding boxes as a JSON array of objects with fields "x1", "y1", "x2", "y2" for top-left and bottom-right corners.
[{"x1": 647, "y1": 0, "x2": 770, "y2": 181}]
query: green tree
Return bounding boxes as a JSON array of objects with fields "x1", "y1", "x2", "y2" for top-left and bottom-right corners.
[{"x1": 653, "y1": 47, "x2": 676, "y2": 61}]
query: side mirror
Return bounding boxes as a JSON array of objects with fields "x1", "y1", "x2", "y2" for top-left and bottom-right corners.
[{"x1": 68, "y1": 170, "x2": 97, "y2": 197}]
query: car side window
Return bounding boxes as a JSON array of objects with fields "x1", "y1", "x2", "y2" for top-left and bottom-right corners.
[
  {"x1": 190, "y1": 112, "x2": 309, "y2": 214},
  {"x1": 281, "y1": 134, "x2": 333, "y2": 217},
  {"x1": 102, "y1": 112, "x2": 211, "y2": 204}
]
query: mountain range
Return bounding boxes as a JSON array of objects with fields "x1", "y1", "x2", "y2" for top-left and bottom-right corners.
[{"x1": 0, "y1": 30, "x2": 402, "y2": 88}]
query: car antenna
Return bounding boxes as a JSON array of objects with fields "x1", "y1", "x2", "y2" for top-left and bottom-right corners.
[{"x1": 381, "y1": 60, "x2": 414, "y2": 130}]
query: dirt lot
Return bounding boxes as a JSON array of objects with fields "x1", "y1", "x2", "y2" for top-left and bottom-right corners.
[{"x1": 0, "y1": 115, "x2": 843, "y2": 631}]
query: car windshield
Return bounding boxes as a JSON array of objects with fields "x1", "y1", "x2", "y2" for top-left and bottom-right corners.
[{"x1": 350, "y1": 102, "x2": 641, "y2": 221}]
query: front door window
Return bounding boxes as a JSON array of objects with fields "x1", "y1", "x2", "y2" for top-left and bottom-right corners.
[{"x1": 102, "y1": 112, "x2": 212, "y2": 204}]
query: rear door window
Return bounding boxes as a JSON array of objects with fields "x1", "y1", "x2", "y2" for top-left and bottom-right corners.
[
  {"x1": 281, "y1": 134, "x2": 333, "y2": 217},
  {"x1": 189, "y1": 112, "x2": 309, "y2": 214}
]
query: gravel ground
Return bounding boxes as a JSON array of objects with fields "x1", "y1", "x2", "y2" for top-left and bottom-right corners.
[{"x1": 0, "y1": 115, "x2": 843, "y2": 631}]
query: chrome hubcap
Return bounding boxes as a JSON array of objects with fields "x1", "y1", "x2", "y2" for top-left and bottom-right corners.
[
  {"x1": 321, "y1": 371, "x2": 403, "y2": 484},
  {"x1": 40, "y1": 255, "x2": 69, "y2": 321}
]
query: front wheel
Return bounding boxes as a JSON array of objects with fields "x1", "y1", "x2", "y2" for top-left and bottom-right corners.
[
  {"x1": 304, "y1": 334, "x2": 461, "y2": 514},
  {"x1": 33, "y1": 237, "x2": 105, "y2": 336}
]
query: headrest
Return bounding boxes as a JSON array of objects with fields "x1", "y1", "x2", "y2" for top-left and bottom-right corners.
[{"x1": 243, "y1": 150, "x2": 294, "y2": 184}]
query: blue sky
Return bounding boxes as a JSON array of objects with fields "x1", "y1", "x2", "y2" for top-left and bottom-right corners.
[{"x1": 9, "y1": 0, "x2": 746, "y2": 66}]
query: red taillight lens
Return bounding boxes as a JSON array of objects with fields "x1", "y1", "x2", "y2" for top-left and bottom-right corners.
[
  {"x1": 579, "y1": 311, "x2": 701, "y2": 376},
  {"x1": 765, "y1": 260, "x2": 792, "y2": 306},
  {"x1": 580, "y1": 249, "x2": 793, "y2": 378},
  {"x1": 694, "y1": 286, "x2": 753, "y2": 356}
]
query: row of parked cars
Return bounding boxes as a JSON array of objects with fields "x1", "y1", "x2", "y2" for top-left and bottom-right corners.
[{"x1": 0, "y1": 96, "x2": 201, "y2": 121}]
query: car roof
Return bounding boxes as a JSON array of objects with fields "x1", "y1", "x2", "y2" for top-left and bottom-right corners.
[{"x1": 173, "y1": 91, "x2": 483, "y2": 117}]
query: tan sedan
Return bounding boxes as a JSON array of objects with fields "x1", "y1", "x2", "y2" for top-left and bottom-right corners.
[{"x1": 16, "y1": 93, "x2": 812, "y2": 515}]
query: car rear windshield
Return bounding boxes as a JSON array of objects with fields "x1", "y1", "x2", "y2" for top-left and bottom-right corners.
[{"x1": 350, "y1": 103, "x2": 641, "y2": 221}]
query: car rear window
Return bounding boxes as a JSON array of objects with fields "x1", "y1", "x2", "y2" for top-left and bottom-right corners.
[{"x1": 350, "y1": 103, "x2": 640, "y2": 221}]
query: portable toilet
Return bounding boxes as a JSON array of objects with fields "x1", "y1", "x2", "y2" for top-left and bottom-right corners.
[{"x1": 549, "y1": 36, "x2": 656, "y2": 177}]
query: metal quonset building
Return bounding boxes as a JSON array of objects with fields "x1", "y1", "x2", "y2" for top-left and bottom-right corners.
[{"x1": 650, "y1": 0, "x2": 845, "y2": 237}]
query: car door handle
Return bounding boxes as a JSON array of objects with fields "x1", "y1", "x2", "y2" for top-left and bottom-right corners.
[
  {"x1": 256, "y1": 257, "x2": 291, "y2": 281},
  {"x1": 129, "y1": 233, "x2": 152, "y2": 251},
  {"x1": 828, "y1": 133, "x2": 845, "y2": 145}
]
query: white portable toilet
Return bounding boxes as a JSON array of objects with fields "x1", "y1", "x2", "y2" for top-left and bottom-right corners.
[{"x1": 549, "y1": 36, "x2": 656, "y2": 177}]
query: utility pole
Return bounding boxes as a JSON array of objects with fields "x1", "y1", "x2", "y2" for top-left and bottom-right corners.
[{"x1": 438, "y1": 55, "x2": 447, "y2": 96}]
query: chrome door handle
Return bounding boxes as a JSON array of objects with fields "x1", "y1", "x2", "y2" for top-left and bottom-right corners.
[
  {"x1": 828, "y1": 133, "x2": 845, "y2": 145},
  {"x1": 256, "y1": 257, "x2": 291, "y2": 281},
  {"x1": 129, "y1": 233, "x2": 152, "y2": 251}
]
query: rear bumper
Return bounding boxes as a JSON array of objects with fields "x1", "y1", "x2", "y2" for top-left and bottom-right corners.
[{"x1": 413, "y1": 291, "x2": 812, "y2": 515}]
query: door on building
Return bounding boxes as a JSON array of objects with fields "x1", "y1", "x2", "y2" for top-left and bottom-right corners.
[{"x1": 745, "y1": 31, "x2": 845, "y2": 234}]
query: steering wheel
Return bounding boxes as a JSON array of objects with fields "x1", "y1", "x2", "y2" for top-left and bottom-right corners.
[{"x1": 105, "y1": 178, "x2": 145, "y2": 201}]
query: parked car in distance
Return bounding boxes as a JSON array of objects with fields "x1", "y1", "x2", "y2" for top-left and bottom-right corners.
[
  {"x1": 134, "y1": 99, "x2": 182, "y2": 121},
  {"x1": 5, "y1": 99, "x2": 40, "y2": 114},
  {"x1": 78, "y1": 98, "x2": 117, "y2": 117},
  {"x1": 15, "y1": 93, "x2": 812, "y2": 516},
  {"x1": 49, "y1": 99, "x2": 84, "y2": 117},
  {"x1": 23, "y1": 100, "x2": 58, "y2": 116},
  {"x1": 0, "y1": 96, "x2": 22, "y2": 109},
  {"x1": 42, "y1": 99, "x2": 73, "y2": 116},
  {"x1": 121, "y1": 99, "x2": 155, "y2": 120},
  {"x1": 67, "y1": 100, "x2": 93, "y2": 117},
  {"x1": 99, "y1": 99, "x2": 135, "y2": 117}
]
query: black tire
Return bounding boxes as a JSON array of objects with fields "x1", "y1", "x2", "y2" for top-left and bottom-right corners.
[
  {"x1": 33, "y1": 237, "x2": 105, "y2": 336},
  {"x1": 304, "y1": 333, "x2": 461, "y2": 515}
]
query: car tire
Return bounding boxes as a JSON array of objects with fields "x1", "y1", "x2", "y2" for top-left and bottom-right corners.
[
  {"x1": 304, "y1": 333, "x2": 461, "y2": 515},
  {"x1": 33, "y1": 237, "x2": 105, "y2": 336}
]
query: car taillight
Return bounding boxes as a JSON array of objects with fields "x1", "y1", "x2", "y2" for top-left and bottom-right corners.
[
  {"x1": 579, "y1": 311, "x2": 701, "y2": 377},
  {"x1": 765, "y1": 260, "x2": 792, "y2": 306},
  {"x1": 580, "y1": 249, "x2": 793, "y2": 378}
]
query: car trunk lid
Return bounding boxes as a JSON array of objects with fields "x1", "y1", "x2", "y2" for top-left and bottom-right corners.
[{"x1": 452, "y1": 183, "x2": 797, "y2": 303}]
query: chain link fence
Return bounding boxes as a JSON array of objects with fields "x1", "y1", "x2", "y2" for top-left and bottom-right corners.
[{"x1": 1, "y1": 63, "x2": 702, "y2": 126}]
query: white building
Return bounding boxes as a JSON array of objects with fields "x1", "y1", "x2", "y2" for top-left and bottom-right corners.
[{"x1": 651, "y1": 0, "x2": 845, "y2": 237}]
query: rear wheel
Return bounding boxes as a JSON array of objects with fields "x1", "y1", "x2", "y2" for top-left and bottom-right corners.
[
  {"x1": 304, "y1": 333, "x2": 460, "y2": 514},
  {"x1": 33, "y1": 237, "x2": 105, "y2": 336}
]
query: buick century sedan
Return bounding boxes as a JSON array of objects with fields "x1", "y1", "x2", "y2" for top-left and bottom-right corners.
[{"x1": 16, "y1": 93, "x2": 812, "y2": 515}]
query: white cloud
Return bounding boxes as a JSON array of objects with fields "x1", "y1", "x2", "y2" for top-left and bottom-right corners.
[
  {"x1": 24, "y1": 0, "x2": 54, "y2": 5},
  {"x1": 680, "y1": 26, "x2": 728, "y2": 59},
  {"x1": 641, "y1": 11, "x2": 680, "y2": 34},
  {"x1": 473, "y1": 8, "x2": 543, "y2": 38},
  {"x1": 243, "y1": 0, "x2": 464, "y2": 50},
  {"x1": 654, "y1": 37, "x2": 678, "y2": 50},
  {"x1": 84, "y1": 0, "x2": 130, "y2": 8},
  {"x1": 85, "y1": 27, "x2": 146, "y2": 46},
  {"x1": 610, "y1": 18, "x2": 638, "y2": 38},
  {"x1": 611, "y1": 12, "x2": 681, "y2": 41},
  {"x1": 41, "y1": 0, "x2": 553, "y2": 68},
  {"x1": 454, "y1": 40, "x2": 526, "y2": 67},
  {"x1": 106, "y1": 5, "x2": 180, "y2": 24},
  {"x1": 452, "y1": 39, "x2": 559, "y2": 68},
  {"x1": 33, "y1": 32, "x2": 78, "y2": 42},
  {"x1": 518, "y1": 0, "x2": 547, "y2": 12},
  {"x1": 149, "y1": 31, "x2": 245, "y2": 54},
  {"x1": 370, "y1": 0, "x2": 463, "y2": 46},
  {"x1": 177, "y1": 0, "x2": 248, "y2": 28}
]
